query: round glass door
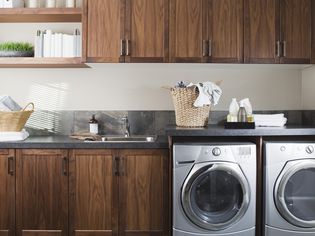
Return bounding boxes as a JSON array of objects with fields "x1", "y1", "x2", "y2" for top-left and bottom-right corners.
[
  {"x1": 275, "y1": 160, "x2": 315, "y2": 228},
  {"x1": 181, "y1": 162, "x2": 250, "y2": 230}
]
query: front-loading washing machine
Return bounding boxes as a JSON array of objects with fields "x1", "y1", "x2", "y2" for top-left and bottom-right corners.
[
  {"x1": 264, "y1": 142, "x2": 315, "y2": 236},
  {"x1": 173, "y1": 143, "x2": 256, "y2": 236}
]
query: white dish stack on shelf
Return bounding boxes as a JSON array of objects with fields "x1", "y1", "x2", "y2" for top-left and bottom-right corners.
[{"x1": 34, "y1": 28, "x2": 81, "y2": 58}]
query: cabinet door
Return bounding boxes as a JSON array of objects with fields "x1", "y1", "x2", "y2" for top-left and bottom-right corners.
[
  {"x1": 0, "y1": 150, "x2": 15, "y2": 236},
  {"x1": 244, "y1": 0, "x2": 280, "y2": 63},
  {"x1": 124, "y1": 0, "x2": 169, "y2": 62},
  {"x1": 84, "y1": 0, "x2": 125, "y2": 62},
  {"x1": 69, "y1": 150, "x2": 118, "y2": 236},
  {"x1": 312, "y1": 0, "x2": 315, "y2": 64},
  {"x1": 208, "y1": 0, "x2": 244, "y2": 63},
  {"x1": 119, "y1": 149, "x2": 169, "y2": 236},
  {"x1": 280, "y1": 0, "x2": 311, "y2": 63},
  {"x1": 169, "y1": 0, "x2": 207, "y2": 62},
  {"x1": 16, "y1": 149, "x2": 69, "y2": 236}
]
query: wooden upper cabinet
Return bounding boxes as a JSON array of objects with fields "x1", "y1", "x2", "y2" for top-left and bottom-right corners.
[
  {"x1": 125, "y1": 0, "x2": 169, "y2": 62},
  {"x1": 244, "y1": 0, "x2": 279, "y2": 63},
  {"x1": 0, "y1": 150, "x2": 15, "y2": 236},
  {"x1": 169, "y1": 0, "x2": 207, "y2": 62},
  {"x1": 84, "y1": 0, "x2": 124, "y2": 62},
  {"x1": 208, "y1": 0, "x2": 244, "y2": 63},
  {"x1": 119, "y1": 149, "x2": 169, "y2": 236},
  {"x1": 16, "y1": 149, "x2": 69, "y2": 236},
  {"x1": 69, "y1": 150, "x2": 118, "y2": 236},
  {"x1": 245, "y1": 0, "x2": 312, "y2": 64},
  {"x1": 312, "y1": 0, "x2": 315, "y2": 64},
  {"x1": 280, "y1": 0, "x2": 311, "y2": 64}
]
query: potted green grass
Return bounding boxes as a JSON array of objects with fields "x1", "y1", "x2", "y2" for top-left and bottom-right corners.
[{"x1": 0, "y1": 42, "x2": 34, "y2": 57}]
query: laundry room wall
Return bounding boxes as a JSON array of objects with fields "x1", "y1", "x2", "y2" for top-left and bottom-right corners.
[
  {"x1": 0, "y1": 23, "x2": 303, "y2": 111},
  {"x1": 302, "y1": 65, "x2": 315, "y2": 110}
]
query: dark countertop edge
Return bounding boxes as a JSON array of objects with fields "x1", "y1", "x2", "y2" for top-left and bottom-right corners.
[
  {"x1": 165, "y1": 125, "x2": 315, "y2": 137},
  {"x1": 0, "y1": 135, "x2": 169, "y2": 149}
]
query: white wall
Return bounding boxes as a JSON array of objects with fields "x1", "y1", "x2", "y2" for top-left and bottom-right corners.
[
  {"x1": 0, "y1": 64, "x2": 302, "y2": 111},
  {"x1": 0, "y1": 24, "x2": 303, "y2": 111},
  {"x1": 302, "y1": 65, "x2": 315, "y2": 110}
]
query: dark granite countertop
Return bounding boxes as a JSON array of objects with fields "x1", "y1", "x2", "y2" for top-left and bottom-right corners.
[
  {"x1": 165, "y1": 125, "x2": 315, "y2": 137},
  {"x1": 0, "y1": 135, "x2": 169, "y2": 149}
]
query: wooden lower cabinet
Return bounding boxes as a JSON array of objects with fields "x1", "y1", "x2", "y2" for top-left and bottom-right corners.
[
  {"x1": 16, "y1": 149, "x2": 69, "y2": 236},
  {"x1": 69, "y1": 149, "x2": 119, "y2": 236},
  {"x1": 119, "y1": 149, "x2": 169, "y2": 236},
  {"x1": 0, "y1": 150, "x2": 15, "y2": 236},
  {"x1": 70, "y1": 149, "x2": 169, "y2": 236}
]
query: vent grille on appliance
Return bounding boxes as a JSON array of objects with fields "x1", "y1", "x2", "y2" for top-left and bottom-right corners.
[{"x1": 238, "y1": 147, "x2": 251, "y2": 156}]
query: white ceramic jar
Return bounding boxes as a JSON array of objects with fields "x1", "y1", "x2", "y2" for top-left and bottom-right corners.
[
  {"x1": 26, "y1": 0, "x2": 40, "y2": 8},
  {"x1": 45, "y1": 0, "x2": 56, "y2": 8},
  {"x1": 65, "y1": 0, "x2": 75, "y2": 7}
]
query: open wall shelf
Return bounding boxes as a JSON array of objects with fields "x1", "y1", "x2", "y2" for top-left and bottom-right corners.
[{"x1": 0, "y1": 8, "x2": 82, "y2": 22}]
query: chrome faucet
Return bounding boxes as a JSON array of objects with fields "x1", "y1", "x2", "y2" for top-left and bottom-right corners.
[{"x1": 122, "y1": 115, "x2": 130, "y2": 137}]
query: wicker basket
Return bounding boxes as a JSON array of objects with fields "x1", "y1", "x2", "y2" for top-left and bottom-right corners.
[
  {"x1": 171, "y1": 87, "x2": 210, "y2": 127},
  {"x1": 0, "y1": 102, "x2": 34, "y2": 132}
]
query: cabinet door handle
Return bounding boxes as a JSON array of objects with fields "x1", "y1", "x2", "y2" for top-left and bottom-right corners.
[
  {"x1": 62, "y1": 157, "x2": 68, "y2": 176},
  {"x1": 202, "y1": 40, "x2": 208, "y2": 57},
  {"x1": 120, "y1": 39, "x2": 125, "y2": 56},
  {"x1": 276, "y1": 41, "x2": 281, "y2": 57},
  {"x1": 283, "y1": 41, "x2": 287, "y2": 57},
  {"x1": 126, "y1": 40, "x2": 130, "y2": 56},
  {"x1": 208, "y1": 40, "x2": 212, "y2": 57},
  {"x1": 8, "y1": 156, "x2": 14, "y2": 175},
  {"x1": 114, "y1": 157, "x2": 120, "y2": 176}
]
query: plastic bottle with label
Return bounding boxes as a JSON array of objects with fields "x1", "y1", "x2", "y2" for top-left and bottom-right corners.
[
  {"x1": 227, "y1": 98, "x2": 239, "y2": 122},
  {"x1": 238, "y1": 101, "x2": 247, "y2": 122}
]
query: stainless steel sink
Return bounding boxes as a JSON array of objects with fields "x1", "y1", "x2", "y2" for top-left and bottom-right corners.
[{"x1": 84, "y1": 135, "x2": 157, "y2": 143}]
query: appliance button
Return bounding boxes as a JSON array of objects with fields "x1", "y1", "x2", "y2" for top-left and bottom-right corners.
[
  {"x1": 212, "y1": 147, "x2": 221, "y2": 156},
  {"x1": 280, "y1": 146, "x2": 286, "y2": 152},
  {"x1": 306, "y1": 145, "x2": 314, "y2": 154}
]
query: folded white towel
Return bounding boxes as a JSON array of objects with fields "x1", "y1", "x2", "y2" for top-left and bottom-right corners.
[
  {"x1": 188, "y1": 82, "x2": 222, "y2": 107},
  {"x1": 0, "y1": 95, "x2": 22, "y2": 111},
  {"x1": 253, "y1": 114, "x2": 287, "y2": 127},
  {"x1": 0, "y1": 129, "x2": 29, "y2": 141}
]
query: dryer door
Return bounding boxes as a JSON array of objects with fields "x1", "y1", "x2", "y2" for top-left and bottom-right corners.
[
  {"x1": 181, "y1": 162, "x2": 250, "y2": 231},
  {"x1": 275, "y1": 160, "x2": 315, "y2": 228}
]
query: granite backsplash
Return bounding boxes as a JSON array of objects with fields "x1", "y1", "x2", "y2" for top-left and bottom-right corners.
[{"x1": 24, "y1": 110, "x2": 313, "y2": 136}]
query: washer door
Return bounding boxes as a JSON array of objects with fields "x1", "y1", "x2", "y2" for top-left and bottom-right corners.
[
  {"x1": 275, "y1": 160, "x2": 315, "y2": 228},
  {"x1": 181, "y1": 162, "x2": 250, "y2": 231}
]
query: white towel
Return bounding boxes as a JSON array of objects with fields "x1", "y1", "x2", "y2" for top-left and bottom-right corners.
[
  {"x1": 253, "y1": 114, "x2": 287, "y2": 127},
  {"x1": 188, "y1": 82, "x2": 222, "y2": 107},
  {"x1": 0, "y1": 129, "x2": 29, "y2": 141}
]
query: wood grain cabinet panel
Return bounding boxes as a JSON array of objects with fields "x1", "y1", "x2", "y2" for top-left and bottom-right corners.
[
  {"x1": 0, "y1": 150, "x2": 15, "y2": 236},
  {"x1": 85, "y1": 0, "x2": 124, "y2": 62},
  {"x1": 119, "y1": 149, "x2": 169, "y2": 236},
  {"x1": 209, "y1": 0, "x2": 244, "y2": 63},
  {"x1": 125, "y1": 0, "x2": 169, "y2": 62},
  {"x1": 169, "y1": 0, "x2": 207, "y2": 62},
  {"x1": 280, "y1": 0, "x2": 311, "y2": 64},
  {"x1": 16, "y1": 149, "x2": 69, "y2": 236},
  {"x1": 69, "y1": 150, "x2": 118, "y2": 236},
  {"x1": 312, "y1": 0, "x2": 315, "y2": 64},
  {"x1": 244, "y1": 0, "x2": 279, "y2": 63},
  {"x1": 245, "y1": 0, "x2": 312, "y2": 64}
]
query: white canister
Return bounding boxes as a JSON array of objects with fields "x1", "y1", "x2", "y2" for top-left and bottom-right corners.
[
  {"x1": 45, "y1": 0, "x2": 56, "y2": 8},
  {"x1": 26, "y1": 0, "x2": 40, "y2": 8},
  {"x1": 65, "y1": 0, "x2": 75, "y2": 7}
]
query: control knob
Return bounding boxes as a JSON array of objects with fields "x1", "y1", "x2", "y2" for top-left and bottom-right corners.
[
  {"x1": 306, "y1": 145, "x2": 314, "y2": 154},
  {"x1": 212, "y1": 147, "x2": 221, "y2": 156}
]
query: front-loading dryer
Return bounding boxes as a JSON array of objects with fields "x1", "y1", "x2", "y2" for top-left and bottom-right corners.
[
  {"x1": 173, "y1": 143, "x2": 256, "y2": 236},
  {"x1": 264, "y1": 142, "x2": 315, "y2": 236}
]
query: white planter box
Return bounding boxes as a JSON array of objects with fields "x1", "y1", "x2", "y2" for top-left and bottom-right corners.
[{"x1": 2, "y1": 0, "x2": 23, "y2": 8}]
